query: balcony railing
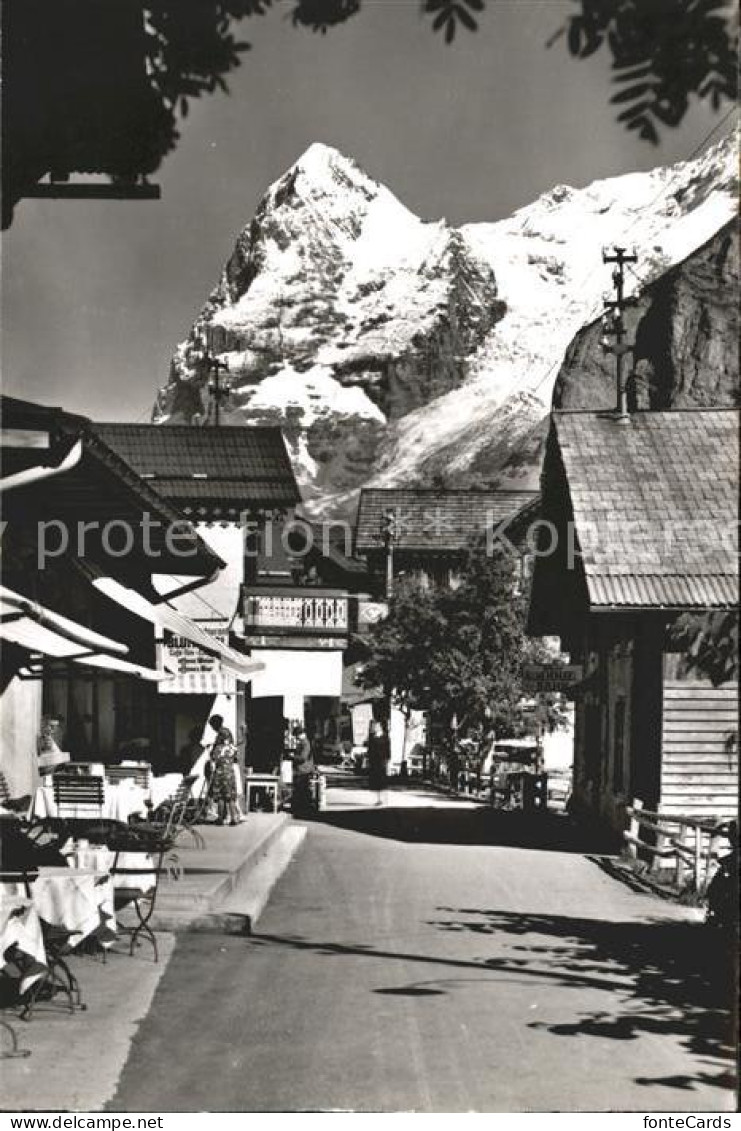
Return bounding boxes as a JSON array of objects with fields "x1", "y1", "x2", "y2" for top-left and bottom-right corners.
[{"x1": 243, "y1": 587, "x2": 349, "y2": 637}]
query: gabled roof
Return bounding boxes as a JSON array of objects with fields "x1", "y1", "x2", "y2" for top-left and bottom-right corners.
[
  {"x1": 553, "y1": 409, "x2": 739, "y2": 609},
  {"x1": 354, "y1": 488, "x2": 539, "y2": 552},
  {"x1": 1, "y1": 393, "x2": 89, "y2": 433},
  {"x1": 92, "y1": 424, "x2": 300, "y2": 511},
  {"x1": 0, "y1": 396, "x2": 224, "y2": 579}
]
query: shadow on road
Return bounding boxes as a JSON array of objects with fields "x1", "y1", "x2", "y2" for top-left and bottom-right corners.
[
  {"x1": 310, "y1": 802, "x2": 616, "y2": 854},
  {"x1": 250, "y1": 911, "x2": 736, "y2": 1098},
  {"x1": 427, "y1": 906, "x2": 737, "y2": 1095}
]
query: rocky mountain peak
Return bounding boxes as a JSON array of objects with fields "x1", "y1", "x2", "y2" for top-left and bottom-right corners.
[{"x1": 154, "y1": 130, "x2": 738, "y2": 517}]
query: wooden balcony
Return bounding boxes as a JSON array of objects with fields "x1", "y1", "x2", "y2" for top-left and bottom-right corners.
[{"x1": 243, "y1": 587, "x2": 349, "y2": 640}]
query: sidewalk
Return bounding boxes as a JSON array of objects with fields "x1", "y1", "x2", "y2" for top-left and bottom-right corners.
[{"x1": 2, "y1": 813, "x2": 307, "y2": 1110}]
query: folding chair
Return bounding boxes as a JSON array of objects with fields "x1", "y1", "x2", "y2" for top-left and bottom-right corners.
[
  {"x1": 52, "y1": 775, "x2": 104, "y2": 821},
  {"x1": 129, "y1": 775, "x2": 205, "y2": 850},
  {"x1": 105, "y1": 764, "x2": 152, "y2": 791},
  {"x1": 110, "y1": 849, "x2": 167, "y2": 963}
]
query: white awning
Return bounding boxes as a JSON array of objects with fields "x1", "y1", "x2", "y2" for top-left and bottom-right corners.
[
  {"x1": 71, "y1": 653, "x2": 177, "y2": 681},
  {"x1": 0, "y1": 584, "x2": 129, "y2": 659},
  {"x1": 93, "y1": 577, "x2": 264, "y2": 683},
  {"x1": 0, "y1": 438, "x2": 83, "y2": 494},
  {"x1": 20, "y1": 653, "x2": 178, "y2": 682}
]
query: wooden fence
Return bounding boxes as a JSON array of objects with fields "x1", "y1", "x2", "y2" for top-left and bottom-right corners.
[{"x1": 624, "y1": 798, "x2": 732, "y2": 893}]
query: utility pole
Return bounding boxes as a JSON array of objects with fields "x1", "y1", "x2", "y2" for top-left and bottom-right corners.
[
  {"x1": 206, "y1": 353, "x2": 230, "y2": 427},
  {"x1": 382, "y1": 508, "x2": 398, "y2": 599},
  {"x1": 601, "y1": 246, "x2": 638, "y2": 424}
]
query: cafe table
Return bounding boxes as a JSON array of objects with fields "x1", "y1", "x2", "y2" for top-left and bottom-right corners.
[
  {"x1": 0, "y1": 893, "x2": 47, "y2": 996},
  {"x1": 29, "y1": 867, "x2": 116, "y2": 950},
  {"x1": 66, "y1": 845, "x2": 157, "y2": 896},
  {"x1": 149, "y1": 773, "x2": 183, "y2": 811},
  {"x1": 0, "y1": 893, "x2": 44, "y2": 1055},
  {"x1": 29, "y1": 778, "x2": 149, "y2": 824}
]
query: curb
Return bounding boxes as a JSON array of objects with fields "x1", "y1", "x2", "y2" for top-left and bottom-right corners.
[{"x1": 152, "y1": 822, "x2": 307, "y2": 934}]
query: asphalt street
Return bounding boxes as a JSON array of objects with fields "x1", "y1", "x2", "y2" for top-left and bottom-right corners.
[{"x1": 109, "y1": 778, "x2": 736, "y2": 1112}]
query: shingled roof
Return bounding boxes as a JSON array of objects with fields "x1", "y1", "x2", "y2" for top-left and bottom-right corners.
[
  {"x1": 355, "y1": 488, "x2": 539, "y2": 552},
  {"x1": 554, "y1": 409, "x2": 739, "y2": 609},
  {"x1": 92, "y1": 424, "x2": 300, "y2": 512}
]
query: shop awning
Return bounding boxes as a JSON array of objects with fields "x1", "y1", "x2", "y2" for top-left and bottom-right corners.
[
  {"x1": 20, "y1": 652, "x2": 178, "y2": 682},
  {"x1": 0, "y1": 437, "x2": 83, "y2": 494},
  {"x1": 0, "y1": 584, "x2": 129, "y2": 658},
  {"x1": 92, "y1": 577, "x2": 264, "y2": 683}
]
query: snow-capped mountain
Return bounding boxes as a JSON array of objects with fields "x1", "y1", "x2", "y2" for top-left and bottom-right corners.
[{"x1": 154, "y1": 134, "x2": 738, "y2": 515}]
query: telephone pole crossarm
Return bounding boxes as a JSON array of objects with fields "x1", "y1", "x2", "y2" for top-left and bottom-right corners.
[{"x1": 601, "y1": 245, "x2": 639, "y2": 423}]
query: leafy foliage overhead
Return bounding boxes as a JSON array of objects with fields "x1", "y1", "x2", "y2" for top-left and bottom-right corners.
[
  {"x1": 5, "y1": 0, "x2": 736, "y2": 227},
  {"x1": 549, "y1": 0, "x2": 738, "y2": 145},
  {"x1": 669, "y1": 610, "x2": 739, "y2": 686}
]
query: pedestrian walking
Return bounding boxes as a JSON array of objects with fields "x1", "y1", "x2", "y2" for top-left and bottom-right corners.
[
  {"x1": 207, "y1": 714, "x2": 245, "y2": 826},
  {"x1": 367, "y1": 720, "x2": 390, "y2": 806},
  {"x1": 292, "y1": 724, "x2": 315, "y2": 816}
]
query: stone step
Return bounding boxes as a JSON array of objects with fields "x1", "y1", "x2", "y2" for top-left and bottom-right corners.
[
  {"x1": 150, "y1": 819, "x2": 305, "y2": 934},
  {"x1": 150, "y1": 814, "x2": 291, "y2": 931}
]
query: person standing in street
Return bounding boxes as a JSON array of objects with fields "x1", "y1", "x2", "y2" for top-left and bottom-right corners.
[
  {"x1": 207, "y1": 714, "x2": 245, "y2": 826},
  {"x1": 367, "y1": 720, "x2": 390, "y2": 806},
  {"x1": 292, "y1": 724, "x2": 315, "y2": 816}
]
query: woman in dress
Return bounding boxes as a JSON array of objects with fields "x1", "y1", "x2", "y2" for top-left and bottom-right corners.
[
  {"x1": 207, "y1": 715, "x2": 244, "y2": 826},
  {"x1": 367, "y1": 720, "x2": 390, "y2": 807}
]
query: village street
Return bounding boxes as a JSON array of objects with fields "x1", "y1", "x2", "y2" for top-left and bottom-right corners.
[{"x1": 108, "y1": 775, "x2": 735, "y2": 1113}]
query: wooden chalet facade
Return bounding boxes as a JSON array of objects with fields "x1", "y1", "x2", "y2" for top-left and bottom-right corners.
[
  {"x1": 93, "y1": 423, "x2": 365, "y2": 768},
  {"x1": 529, "y1": 409, "x2": 739, "y2": 837},
  {"x1": 0, "y1": 396, "x2": 249, "y2": 792},
  {"x1": 354, "y1": 488, "x2": 540, "y2": 597}
]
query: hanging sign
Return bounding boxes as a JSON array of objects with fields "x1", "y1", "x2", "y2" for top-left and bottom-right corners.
[
  {"x1": 158, "y1": 624, "x2": 237, "y2": 695},
  {"x1": 522, "y1": 664, "x2": 583, "y2": 694}
]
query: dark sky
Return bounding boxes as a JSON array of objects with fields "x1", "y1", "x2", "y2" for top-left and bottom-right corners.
[{"x1": 1, "y1": 0, "x2": 724, "y2": 422}]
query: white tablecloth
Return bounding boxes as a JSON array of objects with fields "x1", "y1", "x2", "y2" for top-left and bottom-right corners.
[
  {"x1": 67, "y1": 847, "x2": 156, "y2": 895},
  {"x1": 0, "y1": 895, "x2": 47, "y2": 994},
  {"x1": 30, "y1": 780, "x2": 149, "y2": 823},
  {"x1": 149, "y1": 773, "x2": 183, "y2": 810},
  {"x1": 30, "y1": 867, "x2": 116, "y2": 948}
]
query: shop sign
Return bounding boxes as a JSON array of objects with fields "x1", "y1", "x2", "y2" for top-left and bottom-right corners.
[{"x1": 522, "y1": 664, "x2": 583, "y2": 695}]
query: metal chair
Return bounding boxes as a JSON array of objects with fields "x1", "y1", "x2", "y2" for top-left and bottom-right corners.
[
  {"x1": 52, "y1": 775, "x2": 105, "y2": 821},
  {"x1": 110, "y1": 848, "x2": 167, "y2": 963},
  {"x1": 105, "y1": 764, "x2": 152, "y2": 791},
  {"x1": 129, "y1": 775, "x2": 205, "y2": 850}
]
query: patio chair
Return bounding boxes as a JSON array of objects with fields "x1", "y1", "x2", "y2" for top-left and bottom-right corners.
[
  {"x1": 109, "y1": 848, "x2": 168, "y2": 962},
  {"x1": 105, "y1": 764, "x2": 152, "y2": 791},
  {"x1": 52, "y1": 775, "x2": 105, "y2": 821},
  {"x1": 129, "y1": 774, "x2": 205, "y2": 850}
]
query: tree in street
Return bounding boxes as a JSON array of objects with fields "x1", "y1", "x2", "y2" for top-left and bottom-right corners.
[{"x1": 358, "y1": 537, "x2": 565, "y2": 738}]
